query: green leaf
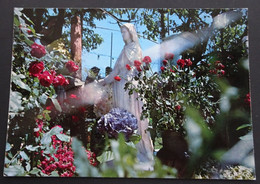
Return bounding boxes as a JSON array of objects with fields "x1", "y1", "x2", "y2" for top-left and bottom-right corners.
[
  {"x1": 41, "y1": 126, "x2": 63, "y2": 145},
  {"x1": 56, "y1": 134, "x2": 70, "y2": 142},
  {"x1": 13, "y1": 78, "x2": 31, "y2": 92},
  {"x1": 97, "y1": 151, "x2": 114, "y2": 163},
  {"x1": 50, "y1": 171, "x2": 59, "y2": 176},
  {"x1": 29, "y1": 167, "x2": 41, "y2": 175},
  {"x1": 22, "y1": 13, "x2": 35, "y2": 25},
  {"x1": 20, "y1": 151, "x2": 29, "y2": 161},
  {"x1": 14, "y1": 8, "x2": 23, "y2": 16},
  {"x1": 25, "y1": 145, "x2": 40, "y2": 151},
  {"x1": 236, "y1": 123, "x2": 251, "y2": 131},
  {"x1": 24, "y1": 38, "x2": 34, "y2": 46},
  {"x1": 5, "y1": 157, "x2": 11, "y2": 164},
  {"x1": 72, "y1": 137, "x2": 100, "y2": 177},
  {"x1": 4, "y1": 165, "x2": 25, "y2": 176},
  {"x1": 14, "y1": 16, "x2": 20, "y2": 26},
  {"x1": 212, "y1": 149, "x2": 226, "y2": 160},
  {"x1": 39, "y1": 94, "x2": 48, "y2": 105},
  {"x1": 9, "y1": 90, "x2": 24, "y2": 112},
  {"x1": 51, "y1": 98, "x2": 62, "y2": 112},
  {"x1": 5, "y1": 143, "x2": 12, "y2": 152},
  {"x1": 25, "y1": 162, "x2": 31, "y2": 172},
  {"x1": 128, "y1": 134, "x2": 141, "y2": 144}
]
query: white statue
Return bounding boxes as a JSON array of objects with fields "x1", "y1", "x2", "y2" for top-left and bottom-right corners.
[{"x1": 98, "y1": 23, "x2": 154, "y2": 169}]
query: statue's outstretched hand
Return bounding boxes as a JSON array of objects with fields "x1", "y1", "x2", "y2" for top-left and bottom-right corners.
[{"x1": 97, "y1": 79, "x2": 106, "y2": 86}]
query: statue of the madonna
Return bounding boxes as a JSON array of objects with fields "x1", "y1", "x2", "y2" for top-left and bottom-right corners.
[{"x1": 98, "y1": 23, "x2": 154, "y2": 169}]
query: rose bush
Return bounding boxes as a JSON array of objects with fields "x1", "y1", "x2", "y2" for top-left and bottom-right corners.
[{"x1": 125, "y1": 54, "x2": 220, "y2": 139}]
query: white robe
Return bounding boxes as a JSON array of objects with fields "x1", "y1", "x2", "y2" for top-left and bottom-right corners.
[{"x1": 103, "y1": 41, "x2": 154, "y2": 167}]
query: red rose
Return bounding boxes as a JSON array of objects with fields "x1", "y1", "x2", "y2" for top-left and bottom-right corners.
[
  {"x1": 126, "y1": 64, "x2": 131, "y2": 71},
  {"x1": 177, "y1": 59, "x2": 185, "y2": 68},
  {"x1": 185, "y1": 59, "x2": 192, "y2": 66},
  {"x1": 28, "y1": 61, "x2": 44, "y2": 77},
  {"x1": 165, "y1": 53, "x2": 174, "y2": 60},
  {"x1": 38, "y1": 71, "x2": 53, "y2": 87},
  {"x1": 114, "y1": 76, "x2": 121, "y2": 81},
  {"x1": 136, "y1": 66, "x2": 142, "y2": 72},
  {"x1": 50, "y1": 70, "x2": 56, "y2": 77},
  {"x1": 72, "y1": 115, "x2": 79, "y2": 123},
  {"x1": 53, "y1": 74, "x2": 66, "y2": 87},
  {"x1": 142, "y1": 56, "x2": 152, "y2": 64},
  {"x1": 134, "y1": 60, "x2": 142, "y2": 67},
  {"x1": 175, "y1": 105, "x2": 181, "y2": 111},
  {"x1": 170, "y1": 69, "x2": 175, "y2": 73},
  {"x1": 65, "y1": 61, "x2": 79, "y2": 73},
  {"x1": 160, "y1": 66, "x2": 165, "y2": 71},
  {"x1": 162, "y1": 60, "x2": 168, "y2": 66},
  {"x1": 30, "y1": 42, "x2": 46, "y2": 58}
]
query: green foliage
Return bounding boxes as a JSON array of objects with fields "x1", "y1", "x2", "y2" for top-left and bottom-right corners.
[{"x1": 72, "y1": 134, "x2": 177, "y2": 178}]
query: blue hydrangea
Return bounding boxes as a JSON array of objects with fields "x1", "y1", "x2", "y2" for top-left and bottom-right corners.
[{"x1": 97, "y1": 108, "x2": 138, "y2": 140}]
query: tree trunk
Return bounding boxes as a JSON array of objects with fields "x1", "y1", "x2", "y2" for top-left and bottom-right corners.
[
  {"x1": 71, "y1": 15, "x2": 82, "y2": 79},
  {"x1": 158, "y1": 9, "x2": 166, "y2": 40}
]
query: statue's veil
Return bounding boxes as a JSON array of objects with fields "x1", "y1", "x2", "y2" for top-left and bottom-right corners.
[{"x1": 121, "y1": 23, "x2": 140, "y2": 46}]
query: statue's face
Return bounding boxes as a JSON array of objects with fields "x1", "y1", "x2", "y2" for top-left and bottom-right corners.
[{"x1": 121, "y1": 27, "x2": 131, "y2": 43}]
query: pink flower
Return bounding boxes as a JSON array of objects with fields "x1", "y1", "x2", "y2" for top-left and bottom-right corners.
[
  {"x1": 38, "y1": 71, "x2": 53, "y2": 87},
  {"x1": 65, "y1": 61, "x2": 79, "y2": 73},
  {"x1": 165, "y1": 53, "x2": 174, "y2": 60},
  {"x1": 114, "y1": 76, "x2": 121, "y2": 81},
  {"x1": 30, "y1": 42, "x2": 46, "y2": 58},
  {"x1": 162, "y1": 59, "x2": 168, "y2": 66},
  {"x1": 126, "y1": 64, "x2": 131, "y2": 71},
  {"x1": 142, "y1": 56, "x2": 152, "y2": 64},
  {"x1": 28, "y1": 61, "x2": 44, "y2": 77}
]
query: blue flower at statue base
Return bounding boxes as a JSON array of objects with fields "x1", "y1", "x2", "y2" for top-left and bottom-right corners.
[{"x1": 97, "y1": 108, "x2": 138, "y2": 140}]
